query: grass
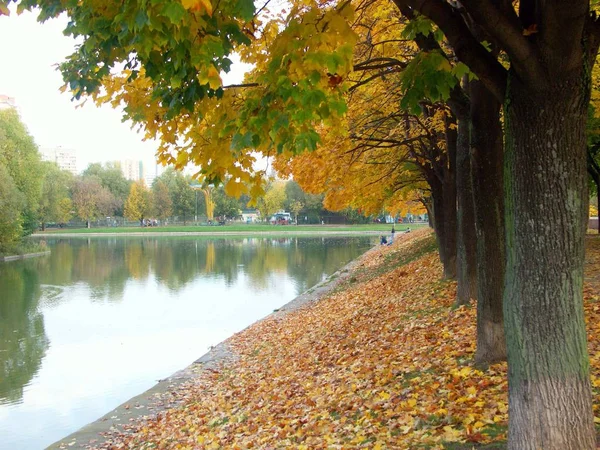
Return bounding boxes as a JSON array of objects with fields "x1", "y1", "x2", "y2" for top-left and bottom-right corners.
[
  {"x1": 35, "y1": 223, "x2": 425, "y2": 235},
  {"x1": 347, "y1": 233, "x2": 439, "y2": 285}
]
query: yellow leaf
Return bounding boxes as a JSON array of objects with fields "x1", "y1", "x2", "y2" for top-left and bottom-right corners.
[
  {"x1": 378, "y1": 391, "x2": 391, "y2": 401},
  {"x1": 407, "y1": 398, "x2": 417, "y2": 407},
  {"x1": 207, "y1": 65, "x2": 221, "y2": 90},
  {"x1": 0, "y1": 3, "x2": 9, "y2": 16},
  {"x1": 181, "y1": 0, "x2": 213, "y2": 16}
]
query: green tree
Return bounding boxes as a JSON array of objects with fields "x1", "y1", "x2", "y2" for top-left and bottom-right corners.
[
  {"x1": 151, "y1": 179, "x2": 173, "y2": 222},
  {"x1": 38, "y1": 162, "x2": 73, "y2": 231},
  {"x1": 124, "y1": 181, "x2": 152, "y2": 225},
  {"x1": 0, "y1": 108, "x2": 43, "y2": 236},
  {"x1": 213, "y1": 185, "x2": 242, "y2": 219},
  {"x1": 0, "y1": 164, "x2": 24, "y2": 253},
  {"x1": 155, "y1": 168, "x2": 195, "y2": 224}
]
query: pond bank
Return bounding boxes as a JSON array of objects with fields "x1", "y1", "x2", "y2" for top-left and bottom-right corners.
[{"x1": 0, "y1": 250, "x2": 50, "y2": 262}]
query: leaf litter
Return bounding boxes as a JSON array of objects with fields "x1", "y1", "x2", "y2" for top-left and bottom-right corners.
[{"x1": 83, "y1": 229, "x2": 600, "y2": 449}]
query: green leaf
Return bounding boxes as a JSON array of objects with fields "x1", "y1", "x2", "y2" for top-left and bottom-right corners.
[
  {"x1": 234, "y1": 0, "x2": 255, "y2": 22},
  {"x1": 162, "y1": 2, "x2": 186, "y2": 24},
  {"x1": 452, "y1": 62, "x2": 470, "y2": 80}
]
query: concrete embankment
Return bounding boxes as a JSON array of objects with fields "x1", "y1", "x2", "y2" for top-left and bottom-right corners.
[{"x1": 0, "y1": 250, "x2": 50, "y2": 262}]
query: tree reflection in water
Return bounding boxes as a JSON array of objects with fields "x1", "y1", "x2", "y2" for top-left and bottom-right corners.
[
  {"x1": 0, "y1": 236, "x2": 370, "y2": 405},
  {"x1": 0, "y1": 263, "x2": 49, "y2": 405}
]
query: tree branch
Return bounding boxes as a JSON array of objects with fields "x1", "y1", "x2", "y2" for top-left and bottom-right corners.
[
  {"x1": 223, "y1": 83, "x2": 259, "y2": 89},
  {"x1": 458, "y1": 0, "x2": 545, "y2": 84},
  {"x1": 394, "y1": 0, "x2": 507, "y2": 102}
]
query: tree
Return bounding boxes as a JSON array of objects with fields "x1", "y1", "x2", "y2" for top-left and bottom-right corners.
[
  {"x1": 83, "y1": 162, "x2": 131, "y2": 216},
  {"x1": 72, "y1": 177, "x2": 115, "y2": 228},
  {"x1": 257, "y1": 182, "x2": 286, "y2": 223},
  {"x1": 152, "y1": 179, "x2": 173, "y2": 222},
  {"x1": 289, "y1": 200, "x2": 304, "y2": 224},
  {"x1": 38, "y1": 162, "x2": 73, "y2": 231},
  {"x1": 0, "y1": 164, "x2": 24, "y2": 253},
  {"x1": 155, "y1": 168, "x2": 195, "y2": 224},
  {"x1": 56, "y1": 197, "x2": 73, "y2": 225},
  {"x1": 0, "y1": 108, "x2": 43, "y2": 236},
  {"x1": 124, "y1": 181, "x2": 152, "y2": 225},
  {"x1": 213, "y1": 185, "x2": 242, "y2": 219},
  {"x1": 389, "y1": 1, "x2": 600, "y2": 447}
]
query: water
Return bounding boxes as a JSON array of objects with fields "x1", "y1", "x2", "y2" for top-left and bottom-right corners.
[{"x1": 0, "y1": 236, "x2": 372, "y2": 449}]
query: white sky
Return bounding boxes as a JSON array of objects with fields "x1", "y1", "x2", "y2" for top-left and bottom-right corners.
[{"x1": 0, "y1": 8, "x2": 250, "y2": 174}]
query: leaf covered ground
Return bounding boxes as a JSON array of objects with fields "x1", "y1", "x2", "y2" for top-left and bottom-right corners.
[{"x1": 87, "y1": 229, "x2": 600, "y2": 449}]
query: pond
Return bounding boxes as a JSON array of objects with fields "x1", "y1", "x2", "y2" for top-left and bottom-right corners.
[{"x1": 0, "y1": 235, "x2": 373, "y2": 450}]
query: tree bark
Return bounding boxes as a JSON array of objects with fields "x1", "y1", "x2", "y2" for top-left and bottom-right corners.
[
  {"x1": 504, "y1": 72, "x2": 594, "y2": 450},
  {"x1": 441, "y1": 116, "x2": 458, "y2": 279},
  {"x1": 470, "y1": 79, "x2": 506, "y2": 363},
  {"x1": 455, "y1": 114, "x2": 477, "y2": 305}
]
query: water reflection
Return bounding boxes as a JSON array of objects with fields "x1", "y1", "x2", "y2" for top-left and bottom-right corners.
[
  {"x1": 0, "y1": 236, "x2": 371, "y2": 449},
  {"x1": 0, "y1": 264, "x2": 49, "y2": 405},
  {"x1": 28, "y1": 237, "x2": 367, "y2": 298}
]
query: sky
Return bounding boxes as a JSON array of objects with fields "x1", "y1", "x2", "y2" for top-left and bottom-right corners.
[{"x1": 0, "y1": 7, "x2": 250, "y2": 174}]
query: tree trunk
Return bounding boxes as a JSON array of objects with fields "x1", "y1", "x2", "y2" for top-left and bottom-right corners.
[
  {"x1": 470, "y1": 79, "x2": 506, "y2": 364},
  {"x1": 504, "y1": 73, "x2": 594, "y2": 449},
  {"x1": 426, "y1": 159, "x2": 457, "y2": 279},
  {"x1": 41, "y1": 222, "x2": 46, "y2": 232},
  {"x1": 86, "y1": 220, "x2": 90, "y2": 229},
  {"x1": 455, "y1": 114, "x2": 477, "y2": 305},
  {"x1": 442, "y1": 116, "x2": 458, "y2": 279}
]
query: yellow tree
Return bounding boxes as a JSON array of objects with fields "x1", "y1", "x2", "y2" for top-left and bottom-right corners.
[
  {"x1": 257, "y1": 181, "x2": 286, "y2": 223},
  {"x1": 124, "y1": 181, "x2": 152, "y2": 226}
]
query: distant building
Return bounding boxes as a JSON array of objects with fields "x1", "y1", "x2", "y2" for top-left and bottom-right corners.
[
  {"x1": 144, "y1": 162, "x2": 165, "y2": 187},
  {"x1": 40, "y1": 146, "x2": 78, "y2": 175},
  {"x1": 0, "y1": 94, "x2": 16, "y2": 110},
  {"x1": 118, "y1": 159, "x2": 145, "y2": 182},
  {"x1": 241, "y1": 209, "x2": 260, "y2": 223}
]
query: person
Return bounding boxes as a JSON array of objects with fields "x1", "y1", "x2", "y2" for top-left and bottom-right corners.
[{"x1": 380, "y1": 235, "x2": 388, "y2": 245}]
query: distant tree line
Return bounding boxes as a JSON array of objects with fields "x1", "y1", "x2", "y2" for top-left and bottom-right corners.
[{"x1": 0, "y1": 110, "x2": 379, "y2": 253}]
